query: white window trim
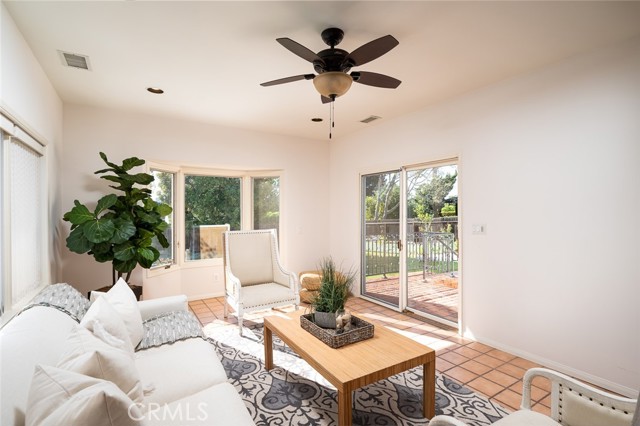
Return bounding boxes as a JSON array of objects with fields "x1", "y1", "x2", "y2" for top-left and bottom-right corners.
[
  {"x1": 0, "y1": 110, "x2": 49, "y2": 325},
  {"x1": 145, "y1": 162, "x2": 283, "y2": 279}
]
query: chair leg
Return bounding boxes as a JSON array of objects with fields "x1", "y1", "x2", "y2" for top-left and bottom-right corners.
[
  {"x1": 223, "y1": 298, "x2": 228, "y2": 318},
  {"x1": 238, "y1": 314, "x2": 243, "y2": 336}
]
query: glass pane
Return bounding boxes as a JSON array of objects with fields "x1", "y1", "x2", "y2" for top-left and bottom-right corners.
[
  {"x1": 184, "y1": 175, "x2": 241, "y2": 261},
  {"x1": 361, "y1": 171, "x2": 401, "y2": 308},
  {"x1": 9, "y1": 138, "x2": 43, "y2": 305},
  {"x1": 253, "y1": 177, "x2": 280, "y2": 235},
  {"x1": 150, "y1": 170, "x2": 174, "y2": 268},
  {"x1": 406, "y1": 164, "x2": 459, "y2": 323}
]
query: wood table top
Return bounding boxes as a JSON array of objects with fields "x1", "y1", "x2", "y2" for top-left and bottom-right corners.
[{"x1": 263, "y1": 310, "x2": 435, "y2": 391}]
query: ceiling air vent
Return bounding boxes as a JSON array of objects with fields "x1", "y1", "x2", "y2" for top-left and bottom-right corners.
[
  {"x1": 360, "y1": 115, "x2": 381, "y2": 124},
  {"x1": 58, "y1": 51, "x2": 91, "y2": 70}
]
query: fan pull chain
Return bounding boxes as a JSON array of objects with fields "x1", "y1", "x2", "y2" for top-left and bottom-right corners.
[{"x1": 329, "y1": 100, "x2": 335, "y2": 139}]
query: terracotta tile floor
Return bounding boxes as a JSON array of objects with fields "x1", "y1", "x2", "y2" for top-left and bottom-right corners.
[{"x1": 188, "y1": 296, "x2": 554, "y2": 416}]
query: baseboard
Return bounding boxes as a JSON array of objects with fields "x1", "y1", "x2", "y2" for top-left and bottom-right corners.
[
  {"x1": 465, "y1": 332, "x2": 637, "y2": 398},
  {"x1": 187, "y1": 291, "x2": 224, "y2": 302}
]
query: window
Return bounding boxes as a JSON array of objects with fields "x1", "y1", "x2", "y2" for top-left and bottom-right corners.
[
  {"x1": 150, "y1": 169, "x2": 175, "y2": 268},
  {"x1": 145, "y1": 164, "x2": 281, "y2": 273},
  {"x1": 1, "y1": 117, "x2": 47, "y2": 318},
  {"x1": 184, "y1": 175, "x2": 241, "y2": 261},
  {"x1": 253, "y1": 176, "x2": 280, "y2": 235}
]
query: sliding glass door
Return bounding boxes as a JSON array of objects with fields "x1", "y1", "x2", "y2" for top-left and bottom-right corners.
[
  {"x1": 361, "y1": 170, "x2": 402, "y2": 309},
  {"x1": 405, "y1": 163, "x2": 459, "y2": 326},
  {"x1": 361, "y1": 160, "x2": 460, "y2": 326}
]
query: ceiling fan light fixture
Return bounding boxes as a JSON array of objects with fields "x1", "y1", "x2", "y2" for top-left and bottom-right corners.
[{"x1": 313, "y1": 72, "x2": 352, "y2": 99}]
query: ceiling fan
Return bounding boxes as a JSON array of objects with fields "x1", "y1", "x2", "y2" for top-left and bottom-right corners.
[{"x1": 260, "y1": 27, "x2": 401, "y2": 103}]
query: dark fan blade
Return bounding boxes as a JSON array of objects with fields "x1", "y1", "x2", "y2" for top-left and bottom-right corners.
[
  {"x1": 347, "y1": 35, "x2": 399, "y2": 66},
  {"x1": 261, "y1": 74, "x2": 315, "y2": 87},
  {"x1": 321, "y1": 95, "x2": 333, "y2": 104},
  {"x1": 277, "y1": 38, "x2": 323, "y2": 64},
  {"x1": 351, "y1": 71, "x2": 401, "y2": 89}
]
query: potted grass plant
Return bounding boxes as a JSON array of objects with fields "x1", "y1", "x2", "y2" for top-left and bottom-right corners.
[{"x1": 311, "y1": 257, "x2": 355, "y2": 328}]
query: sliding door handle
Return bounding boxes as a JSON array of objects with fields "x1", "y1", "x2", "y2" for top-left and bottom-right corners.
[{"x1": 397, "y1": 239, "x2": 403, "y2": 251}]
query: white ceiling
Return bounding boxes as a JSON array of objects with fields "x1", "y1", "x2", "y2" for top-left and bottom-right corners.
[{"x1": 5, "y1": 1, "x2": 640, "y2": 141}]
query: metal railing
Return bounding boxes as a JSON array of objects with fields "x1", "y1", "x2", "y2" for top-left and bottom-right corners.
[{"x1": 364, "y1": 228, "x2": 458, "y2": 277}]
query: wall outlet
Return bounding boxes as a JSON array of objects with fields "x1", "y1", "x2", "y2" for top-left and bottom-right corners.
[{"x1": 472, "y1": 224, "x2": 486, "y2": 235}]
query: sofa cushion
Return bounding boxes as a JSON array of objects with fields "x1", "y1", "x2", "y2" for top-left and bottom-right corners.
[
  {"x1": 493, "y1": 410, "x2": 560, "y2": 426},
  {"x1": 135, "y1": 338, "x2": 228, "y2": 405},
  {"x1": 144, "y1": 383, "x2": 254, "y2": 426},
  {"x1": 0, "y1": 306, "x2": 79, "y2": 426},
  {"x1": 102, "y1": 278, "x2": 144, "y2": 348},
  {"x1": 81, "y1": 296, "x2": 135, "y2": 353},
  {"x1": 25, "y1": 365, "x2": 143, "y2": 426},
  {"x1": 57, "y1": 325, "x2": 144, "y2": 403}
]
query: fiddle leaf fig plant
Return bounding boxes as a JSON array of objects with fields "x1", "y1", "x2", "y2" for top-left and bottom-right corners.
[{"x1": 63, "y1": 152, "x2": 172, "y2": 285}]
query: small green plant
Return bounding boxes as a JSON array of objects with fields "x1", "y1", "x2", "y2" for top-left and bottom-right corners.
[
  {"x1": 312, "y1": 257, "x2": 355, "y2": 313},
  {"x1": 63, "y1": 152, "x2": 172, "y2": 284}
]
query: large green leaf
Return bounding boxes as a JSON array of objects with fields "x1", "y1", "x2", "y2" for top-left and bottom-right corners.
[
  {"x1": 63, "y1": 201, "x2": 93, "y2": 225},
  {"x1": 99, "y1": 152, "x2": 120, "y2": 172},
  {"x1": 95, "y1": 194, "x2": 117, "y2": 216},
  {"x1": 93, "y1": 251, "x2": 114, "y2": 263},
  {"x1": 83, "y1": 218, "x2": 115, "y2": 243},
  {"x1": 66, "y1": 226, "x2": 92, "y2": 254},
  {"x1": 137, "y1": 247, "x2": 159, "y2": 268},
  {"x1": 113, "y1": 258, "x2": 137, "y2": 273},
  {"x1": 110, "y1": 219, "x2": 136, "y2": 244},
  {"x1": 113, "y1": 241, "x2": 136, "y2": 261},
  {"x1": 155, "y1": 203, "x2": 173, "y2": 217},
  {"x1": 130, "y1": 173, "x2": 154, "y2": 185},
  {"x1": 122, "y1": 157, "x2": 145, "y2": 171},
  {"x1": 156, "y1": 233, "x2": 169, "y2": 248},
  {"x1": 154, "y1": 221, "x2": 169, "y2": 233},
  {"x1": 92, "y1": 242, "x2": 112, "y2": 255}
]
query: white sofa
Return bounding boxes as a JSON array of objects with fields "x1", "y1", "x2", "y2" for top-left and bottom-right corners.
[{"x1": 0, "y1": 288, "x2": 255, "y2": 426}]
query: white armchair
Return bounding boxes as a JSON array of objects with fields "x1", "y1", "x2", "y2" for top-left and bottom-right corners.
[
  {"x1": 223, "y1": 229, "x2": 299, "y2": 334},
  {"x1": 430, "y1": 367, "x2": 638, "y2": 426}
]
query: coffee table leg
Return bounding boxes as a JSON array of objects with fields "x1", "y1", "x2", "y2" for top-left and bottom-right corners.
[
  {"x1": 264, "y1": 325, "x2": 273, "y2": 370},
  {"x1": 423, "y1": 360, "x2": 436, "y2": 419},
  {"x1": 337, "y1": 389, "x2": 352, "y2": 426}
]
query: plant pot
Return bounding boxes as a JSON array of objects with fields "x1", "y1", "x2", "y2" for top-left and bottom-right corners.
[{"x1": 313, "y1": 311, "x2": 337, "y2": 329}]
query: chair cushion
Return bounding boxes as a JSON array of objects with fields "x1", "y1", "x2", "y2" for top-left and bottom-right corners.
[
  {"x1": 241, "y1": 283, "x2": 297, "y2": 310},
  {"x1": 561, "y1": 388, "x2": 634, "y2": 426},
  {"x1": 228, "y1": 231, "x2": 274, "y2": 286},
  {"x1": 493, "y1": 410, "x2": 560, "y2": 426}
]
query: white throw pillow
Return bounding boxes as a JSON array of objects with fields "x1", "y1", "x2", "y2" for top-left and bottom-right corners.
[
  {"x1": 57, "y1": 325, "x2": 143, "y2": 403},
  {"x1": 26, "y1": 365, "x2": 143, "y2": 426},
  {"x1": 104, "y1": 278, "x2": 144, "y2": 348},
  {"x1": 81, "y1": 296, "x2": 135, "y2": 354}
]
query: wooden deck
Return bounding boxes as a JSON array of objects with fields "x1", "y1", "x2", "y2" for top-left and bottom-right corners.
[{"x1": 362, "y1": 272, "x2": 458, "y2": 323}]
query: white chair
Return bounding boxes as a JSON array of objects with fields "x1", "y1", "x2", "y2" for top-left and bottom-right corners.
[
  {"x1": 223, "y1": 229, "x2": 299, "y2": 334},
  {"x1": 430, "y1": 367, "x2": 638, "y2": 426}
]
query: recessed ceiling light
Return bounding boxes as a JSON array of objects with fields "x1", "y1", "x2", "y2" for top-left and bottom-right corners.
[
  {"x1": 311, "y1": 118, "x2": 323, "y2": 122},
  {"x1": 147, "y1": 87, "x2": 164, "y2": 94}
]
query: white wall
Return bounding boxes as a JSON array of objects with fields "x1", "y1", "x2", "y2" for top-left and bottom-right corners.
[
  {"x1": 329, "y1": 37, "x2": 640, "y2": 395},
  {"x1": 61, "y1": 105, "x2": 330, "y2": 298},
  {"x1": 1, "y1": 3, "x2": 64, "y2": 283}
]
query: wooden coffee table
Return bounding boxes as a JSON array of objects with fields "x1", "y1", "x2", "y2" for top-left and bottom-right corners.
[{"x1": 263, "y1": 310, "x2": 436, "y2": 426}]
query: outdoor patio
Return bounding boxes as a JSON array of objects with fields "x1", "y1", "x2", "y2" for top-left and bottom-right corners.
[{"x1": 363, "y1": 271, "x2": 459, "y2": 324}]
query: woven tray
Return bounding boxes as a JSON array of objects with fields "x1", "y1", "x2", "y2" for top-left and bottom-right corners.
[{"x1": 300, "y1": 313, "x2": 374, "y2": 348}]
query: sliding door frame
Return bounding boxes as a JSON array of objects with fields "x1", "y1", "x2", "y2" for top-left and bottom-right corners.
[{"x1": 359, "y1": 157, "x2": 463, "y2": 329}]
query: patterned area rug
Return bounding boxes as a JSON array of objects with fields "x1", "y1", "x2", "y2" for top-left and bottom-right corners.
[{"x1": 206, "y1": 324, "x2": 509, "y2": 425}]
